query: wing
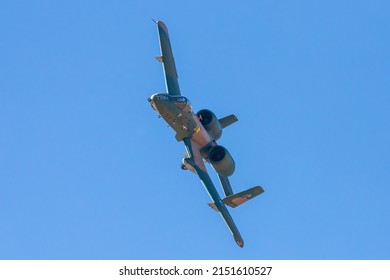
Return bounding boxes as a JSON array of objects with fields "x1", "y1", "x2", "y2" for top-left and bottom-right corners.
[
  {"x1": 182, "y1": 138, "x2": 244, "y2": 247},
  {"x1": 155, "y1": 20, "x2": 181, "y2": 96}
]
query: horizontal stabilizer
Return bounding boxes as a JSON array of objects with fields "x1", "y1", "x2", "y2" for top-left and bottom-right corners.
[
  {"x1": 208, "y1": 202, "x2": 219, "y2": 212},
  {"x1": 219, "y1": 114, "x2": 238, "y2": 128},
  {"x1": 223, "y1": 186, "x2": 264, "y2": 208}
]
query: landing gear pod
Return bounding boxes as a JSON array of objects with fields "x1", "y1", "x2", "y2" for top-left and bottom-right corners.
[{"x1": 181, "y1": 158, "x2": 196, "y2": 174}]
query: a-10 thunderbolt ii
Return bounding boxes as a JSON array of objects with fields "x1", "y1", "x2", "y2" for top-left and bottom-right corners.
[{"x1": 148, "y1": 20, "x2": 264, "y2": 247}]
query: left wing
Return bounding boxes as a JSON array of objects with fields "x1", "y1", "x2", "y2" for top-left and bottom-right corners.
[{"x1": 154, "y1": 20, "x2": 181, "y2": 96}]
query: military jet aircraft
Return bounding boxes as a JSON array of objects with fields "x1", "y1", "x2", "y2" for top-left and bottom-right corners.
[{"x1": 148, "y1": 20, "x2": 264, "y2": 247}]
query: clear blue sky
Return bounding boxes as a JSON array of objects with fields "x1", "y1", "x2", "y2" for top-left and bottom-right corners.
[{"x1": 1, "y1": 0, "x2": 389, "y2": 259}]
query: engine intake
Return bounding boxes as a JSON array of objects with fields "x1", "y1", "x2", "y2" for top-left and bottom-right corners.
[
  {"x1": 197, "y1": 109, "x2": 222, "y2": 140},
  {"x1": 208, "y1": 145, "x2": 235, "y2": 177}
]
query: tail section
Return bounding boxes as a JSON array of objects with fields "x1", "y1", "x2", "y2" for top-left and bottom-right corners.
[
  {"x1": 218, "y1": 174, "x2": 234, "y2": 197},
  {"x1": 223, "y1": 186, "x2": 264, "y2": 208},
  {"x1": 208, "y1": 186, "x2": 264, "y2": 210}
]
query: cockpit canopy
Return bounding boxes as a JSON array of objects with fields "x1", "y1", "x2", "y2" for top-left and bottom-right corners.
[
  {"x1": 151, "y1": 93, "x2": 192, "y2": 112},
  {"x1": 172, "y1": 96, "x2": 192, "y2": 112},
  {"x1": 151, "y1": 93, "x2": 169, "y2": 101}
]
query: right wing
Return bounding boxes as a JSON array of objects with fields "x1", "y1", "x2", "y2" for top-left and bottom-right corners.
[
  {"x1": 182, "y1": 138, "x2": 244, "y2": 247},
  {"x1": 155, "y1": 20, "x2": 181, "y2": 96}
]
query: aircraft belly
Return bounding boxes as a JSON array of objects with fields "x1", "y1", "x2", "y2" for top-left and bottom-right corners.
[
  {"x1": 190, "y1": 140, "x2": 207, "y2": 172},
  {"x1": 190, "y1": 113, "x2": 211, "y2": 148},
  {"x1": 158, "y1": 104, "x2": 198, "y2": 141}
]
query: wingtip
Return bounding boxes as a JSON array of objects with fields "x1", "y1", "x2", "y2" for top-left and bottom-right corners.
[
  {"x1": 152, "y1": 20, "x2": 168, "y2": 33},
  {"x1": 234, "y1": 235, "x2": 244, "y2": 248},
  {"x1": 236, "y1": 239, "x2": 244, "y2": 248}
]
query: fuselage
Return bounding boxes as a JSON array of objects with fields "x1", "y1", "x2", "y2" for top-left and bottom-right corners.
[{"x1": 149, "y1": 93, "x2": 211, "y2": 148}]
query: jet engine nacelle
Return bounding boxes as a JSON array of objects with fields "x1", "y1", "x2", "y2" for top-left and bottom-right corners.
[
  {"x1": 208, "y1": 145, "x2": 235, "y2": 177},
  {"x1": 197, "y1": 109, "x2": 222, "y2": 140}
]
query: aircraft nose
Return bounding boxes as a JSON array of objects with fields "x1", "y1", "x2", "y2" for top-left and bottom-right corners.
[
  {"x1": 149, "y1": 93, "x2": 158, "y2": 103},
  {"x1": 148, "y1": 94, "x2": 160, "y2": 112}
]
